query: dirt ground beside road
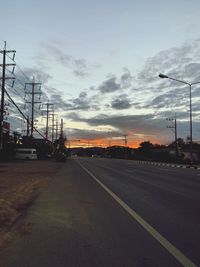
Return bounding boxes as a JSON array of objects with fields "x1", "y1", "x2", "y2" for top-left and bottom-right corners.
[{"x1": 0, "y1": 160, "x2": 63, "y2": 249}]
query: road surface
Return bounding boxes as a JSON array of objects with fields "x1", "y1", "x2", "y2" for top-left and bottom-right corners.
[{"x1": 1, "y1": 157, "x2": 200, "y2": 267}]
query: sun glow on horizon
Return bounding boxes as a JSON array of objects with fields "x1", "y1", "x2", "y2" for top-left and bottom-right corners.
[{"x1": 66, "y1": 138, "x2": 143, "y2": 148}]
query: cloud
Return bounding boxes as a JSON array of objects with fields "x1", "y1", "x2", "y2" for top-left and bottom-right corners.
[
  {"x1": 61, "y1": 39, "x2": 200, "y2": 143},
  {"x1": 10, "y1": 67, "x2": 98, "y2": 113},
  {"x1": 70, "y1": 91, "x2": 97, "y2": 111},
  {"x1": 98, "y1": 76, "x2": 121, "y2": 93},
  {"x1": 111, "y1": 94, "x2": 132, "y2": 110},
  {"x1": 120, "y1": 68, "x2": 134, "y2": 89},
  {"x1": 47, "y1": 69, "x2": 134, "y2": 112},
  {"x1": 97, "y1": 69, "x2": 133, "y2": 94},
  {"x1": 184, "y1": 63, "x2": 200, "y2": 79},
  {"x1": 67, "y1": 112, "x2": 162, "y2": 133},
  {"x1": 73, "y1": 59, "x2": 88, "y2": 77},
  {"x1": 67, "y1": 127, "x2": 121, "y2": 140},
  {"x1": 133, "y1": 39, "x2": 200, "y2": 114},
  {"x1": 14, "y1": 67, "x2": 52, "y2": 86},
  {"x1": 6, "y1": 38, "x2": 200, "y2": 144},
  {"x1": 42, "y1": 44, "x2": 89, "y2": 78},
  {"x1": 138, "y1": 39, "x2": 200, "y2": 84},
  {"x1": 48, "y1": 90, "x2": 100, "y2": 111},
  {"x1": 142, "y1": 87, "x2": 189, "y2": 109},
  {"x1": 66, "y1": 109, "x2": 200, "y2": 144},
  {"x1": 49, "y1": 93, "x2": 73, "y2": 110}
]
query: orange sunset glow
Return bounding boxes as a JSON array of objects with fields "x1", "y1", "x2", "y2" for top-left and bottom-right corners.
[{"x1": 66, "y1": 138, "x2": 142, "y2": 148}]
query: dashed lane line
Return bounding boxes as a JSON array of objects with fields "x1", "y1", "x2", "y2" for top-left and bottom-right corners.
[{"x1": 77, "y1": 160, "x2": 197, "y2": 267}]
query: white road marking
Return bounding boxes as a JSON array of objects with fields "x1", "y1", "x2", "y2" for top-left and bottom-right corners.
[{"x1": 77, "y1": 160, "x2": 197, "y2": 267}]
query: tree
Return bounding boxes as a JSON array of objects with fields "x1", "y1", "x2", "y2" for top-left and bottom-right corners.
[{"x1": 138, "y1": 141, "x2": 154, "y2": 151}]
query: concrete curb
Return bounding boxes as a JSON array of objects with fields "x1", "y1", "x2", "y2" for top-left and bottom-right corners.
[{"x1": 134, "y1": 160, "x2": 200, "y2": 170}]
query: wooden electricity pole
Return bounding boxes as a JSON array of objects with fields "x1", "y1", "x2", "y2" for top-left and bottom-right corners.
[
  {"x1": 25, "y1": 77, "x2": 41, "y2": 138},
  {"x1": 0, "y1": 43, "x2": 16, "y2": 149}
]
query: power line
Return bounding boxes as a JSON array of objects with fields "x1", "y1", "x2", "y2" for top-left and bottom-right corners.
[
  {"x1": 5, "y1": 81, "x2": 25, "y2": 100},
  {"x1": 0, "y1": 41, "x2": 52, "y2": 142},
  {"x1": 5, "y1": 89, "x2": 45, "y2": 139}
]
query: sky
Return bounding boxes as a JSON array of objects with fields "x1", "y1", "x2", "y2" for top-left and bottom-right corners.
[{"x1": 1, "y1": 0, "x2": 200, "y2": 147}]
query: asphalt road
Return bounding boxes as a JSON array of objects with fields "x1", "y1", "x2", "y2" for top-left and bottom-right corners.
[{"x1": 1, "y1": 157, "x2": 200, "y2": 267}]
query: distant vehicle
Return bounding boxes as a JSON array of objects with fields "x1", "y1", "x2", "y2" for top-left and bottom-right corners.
[{"x1": 15, "y1": 148, "x2": 37, "y2": 160}]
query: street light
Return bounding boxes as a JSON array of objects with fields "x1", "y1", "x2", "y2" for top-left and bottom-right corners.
[{"x1": 159, "y1": 73, "x2": 200, "y2": 163}]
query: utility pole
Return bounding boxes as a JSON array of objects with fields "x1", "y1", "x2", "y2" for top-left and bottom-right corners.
[
  {"x1": 0, "y1": 42, "x2": 16, "y2": 149},
  {"x1": 55, "y1": 116, "x2": 59, "y2": 140},
  {"x1": 123, "y1": 133, "x2": 128, "y2": 159},
  {"x1": 42, "y1": 102, "x2": 54, "y2": 140},
  {"x1": 123, "y1": 133, "x2": 128, "y2": 146},
  {"x1": 26, "y1": 116, "x2": 30, "y2": 137},
  {"x1": 25, "y1": 77, "x2": 41, "y2": 138},
  {"x1": 60, "y1": 118, "x2": 64, "y2": 138},
  {"x1": 167, "y1": 117, "x2": 178, "y2": 160},
  {"x1": 56, "y1": 118, "x2": 66, "y2": 152},
  {"x1": 51, "y1": 112, "x2": 57, "y2": 143}
]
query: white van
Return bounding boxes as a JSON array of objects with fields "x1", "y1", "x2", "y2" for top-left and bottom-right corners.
[{"x1": 15, "y1": 148, "x2": 37, "y2": 160}]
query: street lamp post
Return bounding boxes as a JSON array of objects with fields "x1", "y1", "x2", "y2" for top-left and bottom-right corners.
[{"x1": 159, "y1": 73, "x2": 200, "y2": 164}]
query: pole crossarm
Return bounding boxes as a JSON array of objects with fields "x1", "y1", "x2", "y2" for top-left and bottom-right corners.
[
  {"x1": 0, "y1": 50, "x2": 16, "y2": 54},
  {"x1": 0, "y1": 63, "x2": 16, "y2": 67},
  {"x1": 0, "y1": 77, "x2": 15, "y2": 80}
]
